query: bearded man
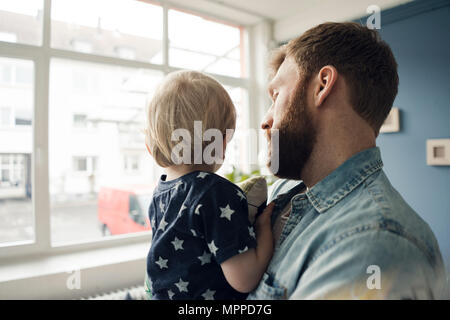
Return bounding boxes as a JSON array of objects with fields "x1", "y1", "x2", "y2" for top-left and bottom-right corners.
[{"x1": 248, "y1": 22, "x2": 445, "y2": 300}]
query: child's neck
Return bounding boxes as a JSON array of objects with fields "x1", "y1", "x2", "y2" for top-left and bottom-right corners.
[{"x1": 165, "y1": 165, "x2": 215, "y2": 181}]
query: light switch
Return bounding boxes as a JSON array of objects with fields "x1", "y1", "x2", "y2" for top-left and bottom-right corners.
[{"x1": 427, "y1": 139, "x2": 450, "y2": 166}]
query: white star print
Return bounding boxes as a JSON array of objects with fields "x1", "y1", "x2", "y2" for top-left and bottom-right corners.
[
  {"x1": 238, "y1": 246, "x2": 249, "y2": 254},
  {"x1": 197, "y1": 251, "x2": 212, "y2": 265},
  {"x1": 159, "y1": 200, "x2": 165, "y2": 212},
  {"x1": 201, "y1": 289, "x2": 215, "y2": 300},
  {"x1": 167, "y1": 290, "x2": 175, "y2": 300},
  {"x1": 175, "y1": 278, "x2": 189, "y2": 293},
  {"x1": 236, "y1": 189, "x2": 246, "y2": 201},
  {"x1": 208, "y1": 240, "x2": 219, "y2": 256},
  {"x1": 171, "y1": 236, "x2": 184, "y2": 251},
  {"x1": 173, "y1": 180, "x2": 183, "y2": 191},
  {"x1": 197, "y1": 172, "x2": 209, "y2": 179},
  {"x1": 194, "y1": 204, "x2": 202, "y2": 215},
  {"x1": 158, "y1": 217, "x2": 168, "y2": 231},
  {"x1": 155, "y1": 256, "x2": 168, "y2": 269},
  {"x1": 191, "y1": 229, "x2": 197, "y2": 237},
  {"x1": 220, "y1": 204, "x2": 235, "y2": 221},
  {"x1": 248, "y1": 226, "x2": 256, "y2": 238},
  {"x1": 178, "y1": 204, "x2": 187, "y2": 217}
]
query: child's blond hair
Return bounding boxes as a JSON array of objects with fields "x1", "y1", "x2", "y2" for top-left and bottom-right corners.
[{"x1": 146, "y1": 70, "x2": 236, "y2": 168}]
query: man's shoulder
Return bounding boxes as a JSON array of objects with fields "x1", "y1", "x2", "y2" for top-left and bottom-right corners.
[
  {"x1": 326, "y1": 169, "x2": 444, "y2": 271},
  {"x1": 357, "y1": 170, "x2": 440, "y2": 253}
]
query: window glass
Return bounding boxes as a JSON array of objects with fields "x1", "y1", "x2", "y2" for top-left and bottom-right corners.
[
  {"x1": 49, "y1": 58, "x2": 162, "y2": 244},
  {"x1": 51, "y1": 0, "x2": 163, "y2": 63},
  {"x1": 217, "y1": 86, "x2": 250, "y2": 177},
  {"x1": 168, "y1": 9, "x2": 244, "y2": 78},
  {"x1": 0, "y1": 0, "x2": 43, "y2": 46},
  {"x1": 0, "y1": 57, "x2": 34, "y2": 245}
]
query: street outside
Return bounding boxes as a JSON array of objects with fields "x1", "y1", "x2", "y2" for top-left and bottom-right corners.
[{"x1": 0, "y1": 197, "x2": 104, "y2": 244}]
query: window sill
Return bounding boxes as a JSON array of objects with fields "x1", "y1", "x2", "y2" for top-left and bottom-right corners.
[{"x1": 0, "y1": 240, "x2": 149, "y2": 299}]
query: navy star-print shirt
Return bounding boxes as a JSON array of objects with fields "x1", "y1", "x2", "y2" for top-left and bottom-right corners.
[{"x1": 146, "y1": 171, "x2": 257, "y2": 300}]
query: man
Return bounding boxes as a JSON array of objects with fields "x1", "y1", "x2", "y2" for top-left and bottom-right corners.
[{"x1": 248, "y1": 22, "x2": 446, "y2": 299}]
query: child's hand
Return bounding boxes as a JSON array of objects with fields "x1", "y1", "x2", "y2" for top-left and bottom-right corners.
[
  {"x1": 221, "y1": 202, "x2": 276, "y2": 293},
  {"x1": 255, "y1": 202, "x2": 275, "y2": 229}
]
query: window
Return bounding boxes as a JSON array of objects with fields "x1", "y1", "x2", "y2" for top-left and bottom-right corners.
[
  {"x1": 73, "y1": 114, "x2": 88, "y2": 128},
  {"x1": 124, "y1": 154, "x2": 141, "y2": 173},
  {"x1": 0, "y1": 0, "x2": 252, "y2": 256},
  {"x1": 168, "y1": 9, "x2": 245, "y2": 78},
  {"x1": 14, "y1": 108, "x2": 32, "y2": 126},
  {"x1": 0, "y1": 58, "x2": 33, "y2": 244},
  {"x1": 0, "y1": 0, "x2": 43, "y2": 46},
  {"x1": 217, "y1": 86, "x2": 252, "y2": 176},
  {"x1": 49, "y1": 59, "x2": 163, "y2": 244},
  {"x1": 73, "y1": 157, "x2": 88, "y2": 172},
  {"x1": 51, "y1": 0, "x2": 163, "y2": 63},
  {"x1": 72, "y1": 156, "x2": 97, "y2": 173}
]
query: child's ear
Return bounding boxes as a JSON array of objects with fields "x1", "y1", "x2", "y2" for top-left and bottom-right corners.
[
  {"x1": 142, "y1": 129, "x2": 153, "y2": 157},
  {"x1": 222, "y1": 134, "x2": 227, "y2": 158},
  {"x1": 222, "y1": 129, "x2": 234, "y2": 159},
  {"x1": 144, "y1": 129, "x2": 153, "y2": 156},
  {"x1": 145, "y1": 142, "x2": 152, "y2": 156}
]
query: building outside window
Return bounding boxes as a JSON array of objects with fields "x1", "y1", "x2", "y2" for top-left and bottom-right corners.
[{"x1": 0, "y1": 0, "x2": 252, "y2": 254}]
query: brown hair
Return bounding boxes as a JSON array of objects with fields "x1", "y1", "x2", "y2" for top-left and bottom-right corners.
[{"x1": 270, "y1": 22, "x2": 399, "y2": 134}]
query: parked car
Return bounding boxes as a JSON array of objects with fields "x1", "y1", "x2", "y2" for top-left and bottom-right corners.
[{"x1": 98, "y1": 185, "x2": 153, "y2": 236}]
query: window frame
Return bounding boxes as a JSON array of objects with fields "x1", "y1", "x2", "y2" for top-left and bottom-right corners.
[{"x1": 0, "y1": 0, "x2": 251, "y2": 260}]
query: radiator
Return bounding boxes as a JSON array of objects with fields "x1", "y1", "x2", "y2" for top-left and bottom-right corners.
[{"x1": 81, "y1": 285, "x2": 148, "y2": 300}]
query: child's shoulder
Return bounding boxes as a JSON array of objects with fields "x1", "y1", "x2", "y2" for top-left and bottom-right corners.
[
  {"x1": 195, "y1": 171, "x2": 242, "y2": 193},
  {"x1": 192, "y1": 172, "x2": 246, "y2": 206}
]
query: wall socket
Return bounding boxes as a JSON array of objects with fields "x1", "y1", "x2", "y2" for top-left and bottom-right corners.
[{"x1": 427, "y1": 139, "x2": 450, "y2": 166}]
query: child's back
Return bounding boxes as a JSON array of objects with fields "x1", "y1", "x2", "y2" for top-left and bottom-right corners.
[{"x1": 147, "y1": 171, "x2": 256, "y2": 300}]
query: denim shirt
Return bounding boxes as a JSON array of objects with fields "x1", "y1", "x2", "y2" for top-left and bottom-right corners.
[{"x1": 248, "y1": 147, "x2": 446, "y2": 299}]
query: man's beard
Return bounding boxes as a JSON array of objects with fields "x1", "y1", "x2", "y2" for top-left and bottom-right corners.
[{"x1": 266, "y1": 81, "x2": 317, "y2": 180}]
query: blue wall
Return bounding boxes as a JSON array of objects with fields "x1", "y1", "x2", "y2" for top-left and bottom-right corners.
[{"x1": 374, "y1": 2, "x2": 450, "y2": 272}]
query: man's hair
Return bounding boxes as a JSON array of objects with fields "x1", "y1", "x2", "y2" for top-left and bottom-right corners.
[
  {"x1": 146, "y1": 70, "x2": 236, "y2": 168},
  {"x1": 270, "y1": 22, "x2": 399, "y2": 134}
]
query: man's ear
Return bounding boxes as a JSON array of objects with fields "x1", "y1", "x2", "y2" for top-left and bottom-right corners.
[{"x1": 313, "y1": 65, "x2": 338, "y2": 108}]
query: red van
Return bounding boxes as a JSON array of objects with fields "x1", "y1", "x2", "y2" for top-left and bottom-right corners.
[{"x1": 98, "y1": 185, "x2": 153, "y2": 236}]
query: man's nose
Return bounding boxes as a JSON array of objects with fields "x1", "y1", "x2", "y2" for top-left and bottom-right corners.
[{"x1": 261, "y1": 111, "x2": 273, "y2": 130}]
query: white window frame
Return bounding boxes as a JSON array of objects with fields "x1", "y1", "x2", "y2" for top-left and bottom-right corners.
[{"x1": 0, "y1": 0, "x2": 253, "y2": 260}]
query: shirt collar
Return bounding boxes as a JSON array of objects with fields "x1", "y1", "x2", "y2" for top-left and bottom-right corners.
[{"x1": 306, "y1": 147, "x2": 383, "y2": 213}]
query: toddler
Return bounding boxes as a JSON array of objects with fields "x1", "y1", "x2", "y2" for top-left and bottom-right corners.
[{"x1": 145, "y1": 70, "x2": 274, "y2": 300}]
